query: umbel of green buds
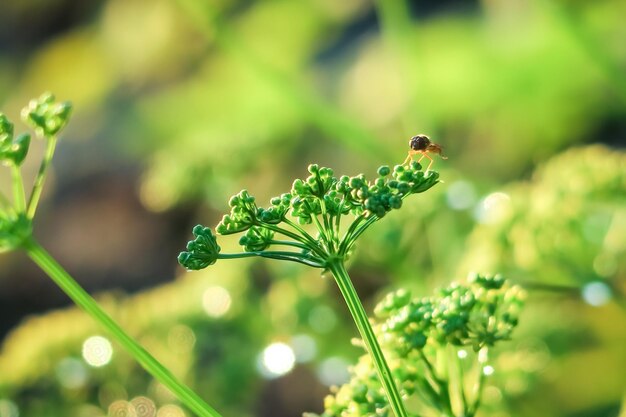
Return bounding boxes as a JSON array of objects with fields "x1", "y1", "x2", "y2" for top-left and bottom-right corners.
[
  {"x1": 21, "y1": 92, "x2": 72, "y2": 137},
  {"x1": 179, "y1": 161, "x2": 440, "y2": 417},
  {"x1": 0, "y1": 93, "x2": 72, "y2": 253},
  {"x1": 311, "y1": 274, "x2": 526, "y2": 417},
  {"x1": 179, "y1": 162, "x2": 439, "y2": 270}
]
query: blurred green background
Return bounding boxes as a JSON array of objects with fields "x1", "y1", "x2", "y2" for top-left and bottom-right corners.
[{"x1": 0, "y1": 0, "x2": 625, "y2": 416}]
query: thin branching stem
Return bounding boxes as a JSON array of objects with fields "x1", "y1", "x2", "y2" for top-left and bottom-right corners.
[
  {"x1": 419, "y1": 350, "x2": 453, "y2": 415},
  {"x1": 261, "y1": 223, "x2": 324, "y2": 258},
  {"x1": 219, "y1": 250, "x2": 324, "y2": 268},
  {"x1": 269, "y1": 239, "x2": 310, "y2": 251},
  {"x1": 27, "y1": 136, "x2": 57, "y2": 219},
  {"x1": 452, "y1": 348, "x2": 469, "y2": 415}
]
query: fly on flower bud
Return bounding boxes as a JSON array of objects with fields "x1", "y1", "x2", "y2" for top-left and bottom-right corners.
[{"x1": 403, "y1": 134, "x2": 448, "y2": 171}]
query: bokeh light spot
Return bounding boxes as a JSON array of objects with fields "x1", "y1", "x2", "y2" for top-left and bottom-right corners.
[
  {"x1": 167, "y1": 325, "x2": 196, "y2": 354},
  {"x1": 131, "y1": 396, "x2": 156, "y2": 417},
  {"x1": 581, "y1": 281, "x2": 612, "y2": 307},
  {"x1": 457, "y1": 349, "x2": 468, "y2": 359},
  {"x1": 474, "y1": 192, "x2": 511, "y2": 224},
  {"x1": 157, "y1": 405, "x2": 186, "y2": 417},
  {"x1": 291, "y1": 334, "x2": 317, "y2": 363},
  {"x1": 108, "y1": 400, "x2": 136, "y2": 417},
  {"x1": 202, "y1": 286, "x2": 232, "y2": 318},
  {"x1": 446, "y1": 180, "x2": 477, "y2": 210},
  {"x1": 317, "y1": 357, "x2": 350, "y2": 386},
  {"x1": 0, "y1": 399, "x2": 19, "y2": 417},
  {"x1": 56, "y1": 357, "x2": 88, "y2": 389},
  {"x1": 83, "y1": 336, "x2": 113, "y2": 367},
  {"x1": 257, "y1": 342, "x2": 296, "y2": 378},
  {"x1": 483, "y1": 365, "x2": 495, "y2": 376}
]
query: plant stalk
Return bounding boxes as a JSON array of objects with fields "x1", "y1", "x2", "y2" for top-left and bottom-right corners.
[
  {"x1": 22, "y1": 237, "x2": 223, "y2": 417},
  {"x1": 27, "y1": 136, "x2": 57, "y2": 219},
  {"x1": 327, "y1": 260, "x2": 408, "y2": 417}
]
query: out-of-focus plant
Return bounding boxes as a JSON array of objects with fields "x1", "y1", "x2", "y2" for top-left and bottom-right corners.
[
  {"x1": 459, "y1": 145, "x2": 626, "y2": 301},
  {"x1": 308, "y1": 274, "x2": 525, "y2": 417},
  {"x1": 0, "y1": 94, "x2": 223, "y2": 417},
  {"x1": 456, "y1": 145, "x2": 626, "y2": 415}
]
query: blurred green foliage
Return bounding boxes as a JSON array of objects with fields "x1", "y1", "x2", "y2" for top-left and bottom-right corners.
[{"x1": 1, "y1": 0, "x2": 625, "y2": 416}]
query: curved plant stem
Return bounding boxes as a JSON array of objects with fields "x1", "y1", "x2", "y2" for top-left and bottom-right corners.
[
  {"x1": 22, "y1": 237, "x2": 224, "y2": 417},
  {"x1": 27, "y1": 136, "x2": 57, "y2": 219},
  {"x1": 327, "y1": 260, "x2": 408, "y2": 417}
]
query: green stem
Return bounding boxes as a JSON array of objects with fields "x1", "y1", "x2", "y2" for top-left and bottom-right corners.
[
  {"x1": 27, "y1": 136, "x2": 57, "y2": 219},
  {"x1": 304, "y1": 201, "x2": 332, "y2": 251},
  {"x1": 468, "y1": 351, "x2": 489, "y2": 416},
  {"x1": 453, "y1": 349, "x2": 469, "y2": 416},
  {"x1": 262, "y1": 221, "x2": 325, "y2": 258},
  {"x1": 340, "y1": 214, "x2": 379, "y2": 255},
  {"x1": 11, "y1": 165, "x2": 26, "y2": 213},
  {"x1": 269, "y1": 239, "x2": 310, "y2": 251},
  {"x1": 327, "y1": 261, "x2": 408, "y2": 417},
  {"x1": 22, "y1": 237, "x2": 223, "y2": 417},
  {"x1": 418, "y1": 350, "x2": 453, "y2": 416},
  {"x1": 219, "y1": 250, "x2": 324, "y2": 268},
  {"x1": 319, "y1": 198, "x2": 336, "y2": 252}
]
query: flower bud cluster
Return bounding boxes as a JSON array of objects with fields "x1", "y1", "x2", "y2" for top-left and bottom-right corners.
[
  {"x1": 21, "y1": 92, "x2": 72, "y2": 138},
  {"x1": 0, "y1": 113, "x2": 31, "y2": 167},
  {"x1": 178, "y1": 225, "x2": 221, "y2": 270},
  {"x1": 309, "y1": 274, "x2": 525, "y2": 417},
  {"x1": 239, "y1": 226, "x2": 274, "y2": 252},
  {"x1": 377, "y1": 273, "x2": 524, "y2": 353},
  {"x1": 181, "y1": 161, "x2": 439, "y2": 270}
]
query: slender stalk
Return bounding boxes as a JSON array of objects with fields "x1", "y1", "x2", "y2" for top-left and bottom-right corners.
[
  {"x1": 27, "y1": 136, "x2": 57, "y2": 219},
  {"x1": 219, "y1": 250, "x2": 324, "y2": 268},
  {"x1": 327, "y1": 261, "x2": 408, "y2": 417},
  {"x1": 452, "y1": 349, "x2": 469, "y2": 416},
  {"x1": 340, "y1": 214, "x2": 378, "y2": 254},
  {"x1": 11, "y1": 165, "x2": 26, "y2": 213},
  {"x1": 319, "y1": 198, "x2": 336, "y2": 251},
  {"x1": 418, "y1": 350, "x2": 453, "y2": 415},
  {"x1": 22, "y1": 237, "x2": 224, "y2": 417},
  {"x1": 468, "y1": 352, "x2": 489, "y2": 416},
  {"x1": 269, "y1": 239, "x2": 310, "y2": 251},
  {"x1": 263, "y1": 222, "x2": 325, "y2": 258}
]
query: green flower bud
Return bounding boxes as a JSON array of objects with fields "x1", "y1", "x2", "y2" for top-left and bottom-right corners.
[
  {"x1": 21, "y1": 92, "x2": 72, "y2": 137},
  {"x1": 377, "y1": 165, "x2": 391, "y2": 177},
  {"x1": 0, "y1": 113, "x2": 14, "y2": 147},
  {"x1": 4, "y1": 133, "x2": 31, "y2": 166},
  {"x1": 178, "y1": 225, "x2": 221, "y2": 270},
  {"x1": 239, "y1": 226, "x2": 274, "y2": 252}
]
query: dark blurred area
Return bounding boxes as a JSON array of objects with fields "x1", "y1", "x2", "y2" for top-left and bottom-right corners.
[{"x1": 0, "y1": 0, "x2": 625, "y2": 416}]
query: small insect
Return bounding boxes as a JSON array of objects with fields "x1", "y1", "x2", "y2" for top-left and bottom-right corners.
[{"x1": 402, "y1": 134, "x2": 448, "y2": 171}]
